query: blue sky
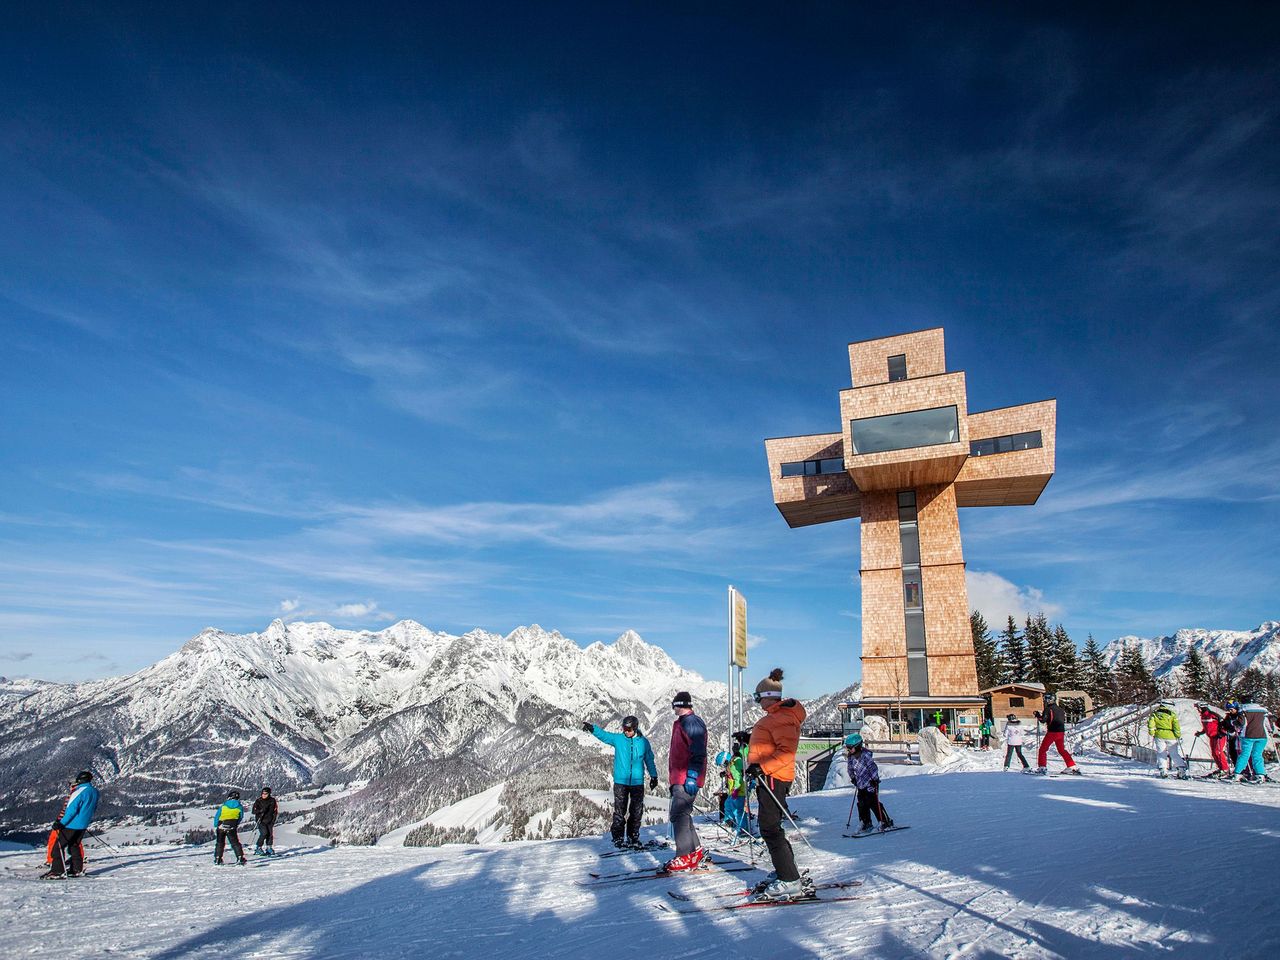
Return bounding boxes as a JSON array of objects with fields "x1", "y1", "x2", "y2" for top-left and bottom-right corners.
[{"x1": 2, "y1": 5, "x2": 1277, "y2": 696}]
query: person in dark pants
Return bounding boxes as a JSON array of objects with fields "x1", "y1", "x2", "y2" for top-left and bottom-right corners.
[
  {"x1": 663, "y1": 692, "x2": 708, "y2": 872},
  {"x1": 252, "y1": 787, "x2": 278, "y2": 855},
  {"x1": 845, "y1": 734, "x2": 894, "y2": 835},
  {"x1": 583, "y1": 715, "x2": 658, "y2": 848},
  {"x1": 1001, "y1": 714, "x2": 1030, "y2": 770},
  {"x1": 213, "y1": 790, "x2": 247, "y2": 865},
  {"x1": 42, "y1": 771, "x2": 99, "y2": 879},
  {"x1": 746, "y1": 668, "x2": 812, "y2": 902}
]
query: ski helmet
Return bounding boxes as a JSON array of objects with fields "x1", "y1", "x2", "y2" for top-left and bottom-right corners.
[
  {"x1": 74, "y1": 770, "x2": 93, "y2": 784},
  {"x1": 1043, "y1": 692, "x2": 1057, "y2": 703},
  {"x1": 1007, "y1": 714, "x2": 1017, "y2": 721},
  {"x1": 227, "y1": 789, "x2": 241, "y2": 800},
  {"x1": 844, "y1": 733, "x2": 863, "y2": 749},
  {"x1": 714, "y1": 750, "x2": 731, "y2": 766},
  {"x1": 621, "y1": 715, "x2": 639, "y2": 731}
]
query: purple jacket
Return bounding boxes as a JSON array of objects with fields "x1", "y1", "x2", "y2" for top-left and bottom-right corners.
[{"x1": 846, "y1": 749, "x2": 881, "y2": 791}]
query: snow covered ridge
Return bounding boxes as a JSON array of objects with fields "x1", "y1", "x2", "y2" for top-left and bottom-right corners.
[
  {"x1": 0, "y1": 619, "x2": 750, "y2": 843},
  {"x1": 1101, "y1": 620, "x2": 1280, "y2": 678}
]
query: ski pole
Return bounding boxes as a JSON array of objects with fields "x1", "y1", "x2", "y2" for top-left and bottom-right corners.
[
  {"x1": 757, "y1": 777, "x2": 819, "y2": 860},
  {"x1": 87, "y1": 830, "x2": 121, "y2": 854}
]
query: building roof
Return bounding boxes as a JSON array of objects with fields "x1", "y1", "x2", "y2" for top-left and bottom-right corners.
[{"x1": 978, "y1": 682, "x2": 1047, "y2": 695}]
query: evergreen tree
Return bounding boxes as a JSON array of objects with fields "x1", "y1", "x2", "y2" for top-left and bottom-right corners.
[
  {"x1": 1179, "y1": 646, "x2": 1209, "y2": 701},
  {"x1": 1024, "y1": 613, "x2": 1054, "y2": 688},
  {"x1": 1051, "y1": 624, "x2": 1082, "y2": 693},
  {"x1": 1234, "y1": 666, "x2": 1267, "y2": 705},
  {"x1": 999, "y1": 616, "x2": 1026, "y2": 683},
  {"x1": 1114, "y1": 644, "x2": 1158, "y2": 704},
  {"x1": 1080, "y1": 634, "x2": 1116, "y2": 707},
  {"x1": 971, "y1": 611, "x2": 1002, "y2": 690}
]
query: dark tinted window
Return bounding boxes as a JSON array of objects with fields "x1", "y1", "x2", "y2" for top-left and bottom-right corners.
[
  {"x1": 969, "y1": 430, "x2": 1042, "y2": 457},
  {"x1": 905, "y1": 610, "x2": 926, "y2": 651},
  {"x1": 888, "y1": 354, "x2": 907, "y2": 382},
  {"x1": 907, "y1": 655, "x2": 929, "y2": 696},
  {"x1": 850, "y1": 406, "x2": 959, "y2": 455},
  {"x1": 1010, "y1": 697, "x2": 1024, "y2": 707},
  {"x1": 779, "y1": 457, "x2": 845, "y2": 478}
]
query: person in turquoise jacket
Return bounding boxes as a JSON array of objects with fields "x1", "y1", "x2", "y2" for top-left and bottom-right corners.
[
  {"x1": 213, "y1": 790, "x2": 247, "y2": 865},
  {"x1": 42, "y1": 771, "x2": 99, "y2": 879},
  {"x1": 582, "y1": 715, "x2": 658, "y2": 848}
]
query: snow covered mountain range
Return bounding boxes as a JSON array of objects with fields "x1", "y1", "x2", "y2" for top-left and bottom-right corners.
[
  {"x1": 0, "y1": 620, "x2": 807, "y2": 842},
  {"x1": 1100, "y1": 621, "x2": 1280, "y2": 679}
]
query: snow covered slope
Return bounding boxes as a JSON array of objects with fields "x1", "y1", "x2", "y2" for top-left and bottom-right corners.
[
  {"x1": 1102, "y1": 620, "x2": 1280, "y2": 678},
  {"x1": 3, "y1": 746, "x2": 1277, "y2": 959},
  {"x1": 0, "y1": 620, "x2": 725, "y2": 840}
]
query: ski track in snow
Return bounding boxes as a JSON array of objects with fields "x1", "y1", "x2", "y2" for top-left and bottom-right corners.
[{"x1": 4, "y1": 750, "x2": 1279, "y2": 959}]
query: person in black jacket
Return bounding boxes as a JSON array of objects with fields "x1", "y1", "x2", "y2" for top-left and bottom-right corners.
[
  {"x1": 252, "y1": 787, "x2": 278, "y2": 856},
  {"x1": 1032, "y1": 694, "x2": 1081, "y2": 776}
]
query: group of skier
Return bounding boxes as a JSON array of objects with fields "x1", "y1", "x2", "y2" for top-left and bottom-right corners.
[
  {"x1": 1149, "y1": 700, "x2": 1274, "y2": 782},
  {"x1": 39, "y1": 776, "x2": 280, "y2": 878},
  {"x1": 586, "y1": 667, "x2": 816, "y2": 901}
]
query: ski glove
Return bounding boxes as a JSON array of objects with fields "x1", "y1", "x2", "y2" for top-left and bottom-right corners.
[
  {"x1": 648, "y1": 777, "x2": 658, "y2": 790},
  {"x1": 581, "y1": 721, "x2": 593, "y2": 733},
  {"x1": 745, "y1": 763, "x2": 763, "y2": 780},
  {"x1": 52, "y1": 821, "x2": 63, "y2": 831},
  {"x1": 683, "y1": 774, "x2": 698, "y2": 796}
]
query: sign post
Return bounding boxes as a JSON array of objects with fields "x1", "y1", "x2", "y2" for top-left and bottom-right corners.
[{"x1": 728, "y1": 586, "x2": 748, "y2": 746}]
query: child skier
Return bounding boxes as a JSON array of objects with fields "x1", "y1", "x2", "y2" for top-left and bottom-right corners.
[
  {"x1": 979, "y1": 718, "x2": 993, "y2": 750},
  {"x1": 845, "y1": 733, "x2": 894, "y2": 835},
  {"x1": 213, "y1": 790, "x2": 247, "y2": 865},
  {"x1": 1002, "y1": 714, "x2": 1029, "y2": 770},
  {"x1": 1148, "y1": 701, "x2": 1189, "y2": 779},
  {"x1": 721, "y1": 731, "x2": 752, "y2": 838},
  {"x1": 1196, "y1": 704, "x2": 1230, "y2": 778}
]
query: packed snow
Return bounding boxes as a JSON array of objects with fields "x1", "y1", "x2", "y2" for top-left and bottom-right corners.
[{"x1": 4, "y1": 745, "x2": 1278, "y2": 959}]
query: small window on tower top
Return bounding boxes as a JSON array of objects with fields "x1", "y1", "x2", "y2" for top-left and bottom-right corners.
[{"x1": 888, "y1": 354, "x2": 907, "y2": 382}]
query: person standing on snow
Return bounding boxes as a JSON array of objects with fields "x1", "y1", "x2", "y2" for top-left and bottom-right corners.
[
  {"x1": 663, "y1": 692, "x2": 708, "y2": 872},
  {"x1": 1002, "y1": 714, "x2": 1030, "y2": 770},
  {"x1": 746, "y1": 668, "x2": 813, "y2": 901},
  {"x1": 1229, "y1": 703, "x2": 1274, "y2": 783},
  {"x1": 721, "y1": 730, "x2": 752, "y2": 837},
  {"x1": 845, "y1": 733, "x2": 894, "y2": 835},
  {"x1": 252, "y1": 787, "x2": 278, "y2": 856},
  {"x1": 1148, "y1": 701, "x2": 1189, "y2": 779},
  {"x1": 1197, "y1": 704, "x2": 1230, "y2": 779},
  {"x1": 583, "y1": 715, "x2": 658, "y2": 848},
  {"x1": 42, "y1": 771, "x2": 98, "y2": 879},
  {"x1": 1222, "y1": 703, "x2": 1245, "y2": 771},
  {"x1": 213, "y1": 790, "x2": 248, "y2": 865},
  {"x1": 1032, "y1": 693, "x2": 1080, "y2": 775},
  {"x1": 979, "y1": 718, "x2": 993, "y2": 750}
]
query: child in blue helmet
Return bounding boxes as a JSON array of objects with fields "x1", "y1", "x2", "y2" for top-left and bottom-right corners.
[{"x1": 845, "y1": 733, "x2": 894, "y2": 836}]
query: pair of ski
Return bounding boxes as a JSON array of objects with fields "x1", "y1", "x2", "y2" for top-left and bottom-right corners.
[
  {"x1": 597, "y1": 840, "x2": 668, "y2": 859},
  {"x1": 841, "y1": 825, "x2": 909, "y2": 839},
  {"x1": 581, "y1": 858, "x2": 749, "y2": 886},
  {"x1": 655, "y1": 878, "x2": 864, "y2": 914},
  {"x1": 1021, "y1": 769, "x2": 1084, "y2": 778}
]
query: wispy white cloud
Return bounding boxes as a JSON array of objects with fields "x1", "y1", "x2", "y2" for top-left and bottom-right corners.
[
  {"x1": 966, "y1": 569, "x2": 1062, "y2": 628},
  {"x1": 278, "y1": 598, "x2": 300, "y2": 613}
]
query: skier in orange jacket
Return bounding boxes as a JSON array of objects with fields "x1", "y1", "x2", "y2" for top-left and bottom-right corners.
[{"x1": 746, "y1": 668, "x2": 812, "y2": 902}]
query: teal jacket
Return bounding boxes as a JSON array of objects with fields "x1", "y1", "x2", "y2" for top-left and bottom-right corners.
[{"x1": 591, "y1": 726, "x2": 658, "y2": 787}]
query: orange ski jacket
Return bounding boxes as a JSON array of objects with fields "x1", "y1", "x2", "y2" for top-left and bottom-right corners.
[{"x1": 748, "y1": 699, "x2": 806, "y2": 782}]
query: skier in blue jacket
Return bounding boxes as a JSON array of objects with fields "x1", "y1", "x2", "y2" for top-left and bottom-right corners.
[
  {"x1": 582, "y1": 715, "x2": 658, "y2": 848},
  {"x1": 42, "y1": 770, "x2": 99, "y2": 879}
]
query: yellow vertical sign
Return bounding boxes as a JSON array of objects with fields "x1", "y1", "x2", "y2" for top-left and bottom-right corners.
[{"x1": 731, "y1": 588, "x2": 748, "y2": 668}]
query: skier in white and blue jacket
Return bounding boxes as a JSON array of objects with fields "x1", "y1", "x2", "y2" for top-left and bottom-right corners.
[
  {"x1": 582, "y1": 715, "x2": 658, "y2": 847},
  {"x1": 42, "y1": 770, "x2": 99, "y2": 879},
  {"x1": 845, "y1": 734, "x2": 894, "y2": 836}
]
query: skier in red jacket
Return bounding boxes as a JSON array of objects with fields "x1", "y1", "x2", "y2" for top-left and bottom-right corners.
[{"x1": 1197, "y1": 704, "x2": 1230, "y2": 778}]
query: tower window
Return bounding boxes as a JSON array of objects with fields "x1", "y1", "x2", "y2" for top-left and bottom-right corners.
[{"x1": 888, "y1": 354, "x2": 907, "y2": 382}]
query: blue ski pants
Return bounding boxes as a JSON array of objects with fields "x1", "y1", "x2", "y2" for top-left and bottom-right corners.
[{"x1": 1234, "y1": 737, "x2": 1267, "y2": 777}]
